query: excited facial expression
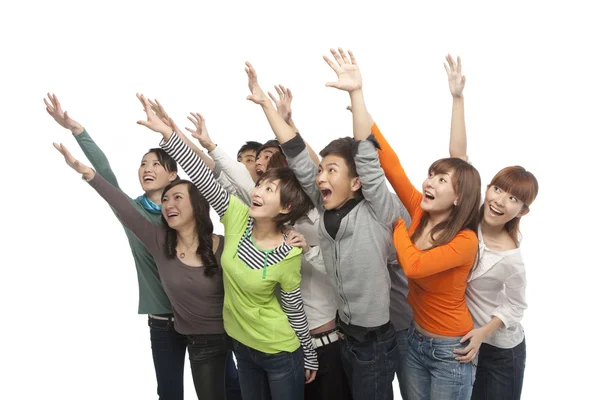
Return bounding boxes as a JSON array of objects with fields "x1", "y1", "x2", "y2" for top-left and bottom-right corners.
[
  {"x1": 483, "y1": 185, "x2": 529, "y2": 227},
  {"x1": 421, "y1": 170, "x2": 458, "y2": 214},
  {"x1": 161, "y1": 184, "x2": 194, "y2": 230},
  {"x1": 316, "y1": 154, "x2": 361, "y2": 210},
  {"x1": 138, "y1": 152, "x2": 177, "y2": 194},
  {"x1": 255, "y1": 147, "x2": 279, "y2": 177},
  {"x1": 238, "y1": 149, "x2": 258, "y2": 181},
  {"x1": 249, "y1": 178, "x2": 290, "y2": 221}
]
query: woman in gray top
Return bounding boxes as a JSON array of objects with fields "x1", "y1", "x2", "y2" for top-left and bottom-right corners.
[{"x1": 54, "y1": 141, "x2": 230, "y2": 400}]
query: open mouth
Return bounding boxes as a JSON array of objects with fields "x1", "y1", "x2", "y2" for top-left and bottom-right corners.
[
  {"x1": 143, "y1": 176, "x2": 155, "y2": 182},
  {"x1": 489, "y1": 205, "x2": 504, "y2": 216},
  {"x1": 320, "y1": 189, "x2": 332, "y2": 201},
  {"x1": 424, "y1": 191, "x2": 435, "y2": 200},
  {"x1": 251, "y1": 201, "x2": 263, "y2": 208}
]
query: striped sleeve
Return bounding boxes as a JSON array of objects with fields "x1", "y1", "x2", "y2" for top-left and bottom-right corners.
[
  {"x1": 160, "y1": 133, "x2": 230, "y2": 218},
  {"x1": 280, "y1": 288, "x2": 318, "y2": 371}
]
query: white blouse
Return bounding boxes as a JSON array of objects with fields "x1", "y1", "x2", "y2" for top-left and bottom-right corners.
[{"x1": 466, "y1": 233, "x2": 528, "y2": 349}]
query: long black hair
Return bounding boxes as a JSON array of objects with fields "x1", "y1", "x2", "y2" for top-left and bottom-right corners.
[{"x1": 161, "y1": 180, "x2": 219, "y2": 277}]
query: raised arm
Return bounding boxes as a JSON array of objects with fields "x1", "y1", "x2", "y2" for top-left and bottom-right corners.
[
  {"x1": 323, "y1": 48, "x2": 373, "y2": 141},
  {"x1": 371, "y1": 125, "x2": 423, "y2": 218},
  {"x1": 393, "y1": 219, "x2": 478, "y2": 279},
  {"x1": 44, "y1": 93, "x2": 120, "y2": 188},
  {"x1": 185, "y1": 112, "x2": 255, "y2": 205},
  {"x1": 53, "y1": 143, "x2": 161, "y2": 250},
  {"x1": 268, "y1": 84, "x2": 320, "y2": 166},
  {"x1": 445, "y1": 55, "x2": 468, "y2": 160},
  {"x1": 136, "y1": 94, "x2": 231, "y2": 218}
]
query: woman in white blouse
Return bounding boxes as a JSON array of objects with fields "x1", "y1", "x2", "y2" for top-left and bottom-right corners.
[{"x1": 444, "y1": 55, "x2": 539, "y2": 400}]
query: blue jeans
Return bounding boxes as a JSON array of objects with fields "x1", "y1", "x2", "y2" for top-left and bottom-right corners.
[
  {"x1": 338, "y1": 321, "x2": 397, "y2": 400},
  {"x1": 149, "y1": 316, "x2": 187, "y2": 400},
  {"x1": 472, "y1": 338, "x2": 526, "y2": 400},
  {"x1": 395, "y1": 329, "x2": 409, "y2": 399},
  {"x1": 232, "y1": 339, "x2": 304, "y2": 400},
  {"x1": 405, "y1": 324, "x2": 474, "y2": 400},
  {"x1": 225, "y1": 351, "x2": 243, "y2": 400}
]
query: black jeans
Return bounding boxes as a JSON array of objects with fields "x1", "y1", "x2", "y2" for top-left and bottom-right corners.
[
  {"x1": 338, "y1": 318, "x2": 397, "y2": 400},
  {"x1": 305, "y1": 339, "x2": 352, "y2": 400},
  {"x1": 187, "y1": 333, "x2": 232, "y2": 400},
  {"x1": 472, "y1": 338, "x2": 526, "y2": 400},
  {"x1": 149, "y1": 316, "x2": 242, "y2": 400},
  {"x1": 149, "y1": 316, "x2": 187, "y2": 400}
]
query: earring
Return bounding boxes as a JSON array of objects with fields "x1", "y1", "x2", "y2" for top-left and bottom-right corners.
[{"x1": 453, "y1": 200, "x2": 458, "y2": 206}]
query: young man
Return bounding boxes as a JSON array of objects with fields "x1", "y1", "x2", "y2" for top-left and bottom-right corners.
[
  {"x1": 243, "y1": 49, "x2": 410, "y2": 400},
  {"x1": 236, "y1": 140, "x2": 262, "y2": 181}
]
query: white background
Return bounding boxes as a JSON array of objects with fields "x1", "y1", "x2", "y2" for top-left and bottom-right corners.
[{"x1": 1, "y1": 0, "x2": 597, "y2": 398}]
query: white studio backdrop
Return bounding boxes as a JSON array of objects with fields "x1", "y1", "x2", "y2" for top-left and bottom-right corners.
[{"x1": 0, "y1": 0, "x2": 597, "y2": 398}]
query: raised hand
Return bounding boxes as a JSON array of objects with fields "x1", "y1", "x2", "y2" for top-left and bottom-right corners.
[
  {"x1": 268, "y1": 85, "x2": 293, "y2": 123},
  {"x1": 323, "y1": 48, "x2": 362, "y2": 92},
  {"x1": 53, "y1": 142, "x2": 95, "y2": 180},
  {"x1": 136, "y1": 93, "x2": 172, "y2": 137},
  {"x1": 245, "y1": 62, "x2": 270, "y2": 106},
  {"x1": 444, "y1": 54, "x2": 466, "y2": 98},
  {"x1": 149, "y1": 98, "x2": 170, "y2": 124},
  {"x1": 44, "y1": 93, "x2": 84, "y2": 135},
  {"x1": 186, "y1": 112, "x2": 215, "y2": 150}
]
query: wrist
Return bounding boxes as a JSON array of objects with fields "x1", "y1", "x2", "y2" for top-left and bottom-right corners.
[
  {"x1": 452, "y1": 94, "x2": 464, "y2": 100},
  {"x1": 203, "y1": 141, "x2": 216, "y2": 152},
  {"x1": 71, "y1": 126, "x2": 84, "y2": 135},
  {"x1": 82, "y1": 168, "x2": 95, "y2": 181}
]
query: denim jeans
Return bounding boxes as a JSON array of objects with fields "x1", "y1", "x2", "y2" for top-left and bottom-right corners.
[
  {"x1": 472, "y1": 338, "x2": 526, "y2": 400},
  {"x1": 148, "y1": 316, "x2": 187, "y2": 400},
  {"x1": 187, "y1": 333, "x2": 231, "y2": 400},
  {"x1": 405, "y1": 324, "x2": 474, "y2": 400},
  {"x1": 338, "y1": 320, "x2": 397, "y2": 400},
  {"x1": 395, "y1": 329, "x2": 409, "y2": 399},
  {"x1": 305, "y1": 339, "x2": 351, "y2": 400},
  {"x1": 232, "y1": 339, "x2": 305, "y2": 400},
  {"x1": 225, "y1": 351, "x2": 243, "y2": 400}
]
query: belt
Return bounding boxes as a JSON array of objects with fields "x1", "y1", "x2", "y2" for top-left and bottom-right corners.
[
  {"x1": 311, "y1": 329, "x2": 339, "y2": 349},
  {"x1": 149, "y1": 314, "x2": 174, "y2": 321}
]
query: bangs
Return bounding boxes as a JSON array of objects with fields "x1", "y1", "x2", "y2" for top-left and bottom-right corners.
[
  {"x1": 429, "y1": 157, "x2": 469, "y2": 176},
  {"x1": 490, "y1": 166, "x2": 538, "y2": 206}
]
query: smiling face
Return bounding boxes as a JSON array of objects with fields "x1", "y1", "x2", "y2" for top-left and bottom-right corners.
[
  {"x1": 249, "y1": 178, "x2": 290, "y2": 221},
  {"x1": 420, "y1": 169, "x2": 458, "y2": 214},
  {"x1": 482, "y1": 185, "x2": 529, "y2": 228},
  {"x1": 316, "y1": 154, "x2": 361, "y2": 210},
  {"x1": 161, "y1": 183, "x2": 194, "y2": 230},
  {"x1": 138, "y1": 152, "x2": 177, "y2": 195}
]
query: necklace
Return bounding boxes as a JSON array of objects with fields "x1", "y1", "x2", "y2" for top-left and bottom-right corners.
[{"x1": 178, "y1": 241, "x2": 198, "y2": 259}]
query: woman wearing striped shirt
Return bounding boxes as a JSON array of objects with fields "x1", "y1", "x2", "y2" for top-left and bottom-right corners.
[
  {"x1": 445, "y1": 55, "x2": 538, "y2": 399},
  {"x1": 136, "y1": 94, "x2": 318, "y2": 400}
]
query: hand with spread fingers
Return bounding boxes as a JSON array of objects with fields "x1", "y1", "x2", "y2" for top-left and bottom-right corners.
[
  {"x1": 53, "y1": 142, "x2": 95, "y2": 180},
  {"x1": 245, "y1": 62, "x2": 271, "y2": 106},
  {"x1": 444, "y1": 54, "x2": 466, "y2": 98},
  {"x1": 323, "y1": 47, "x2": 362, "y2": 92},
  {"x1": 44, "y1": 93, "x2": 84, "y2": 135},
  {"x1": 136, "y1": 93, "x2": 173, "y2": 137},
  {"x1": 186, "y1": 112, "x2": 215, "y2": 151},
  {"x1": 454, "y1": 327, "x2": 485, "y2": 363},
  {"x1": 268, "y1": 85, "x2": 293, "y2": 123}
]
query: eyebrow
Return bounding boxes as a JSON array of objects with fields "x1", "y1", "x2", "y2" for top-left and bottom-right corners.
[{"x1": 319, "y1": 162, "x2": 339, "y2": 168}]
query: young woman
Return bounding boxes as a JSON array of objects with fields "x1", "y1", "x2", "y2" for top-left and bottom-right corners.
[
  {"x1": 54, "y1": 139, "x2": 232, "y2": 398},
  {"x1": 45, "y1": 93, "x2": 241, "y2": 400},
  {"x1": 135, "y1": 94, "x2": 318, "y2": 400},
  {"x1": 445, "y1": 55, "x2": 538, "y2": 399},
  {"x1": 342, "y1": 46, "x2": 482, "y2": 399}
]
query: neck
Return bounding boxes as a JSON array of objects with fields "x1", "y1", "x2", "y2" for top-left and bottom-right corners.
[
  {"x1": 427, "y1": 209, "x2": 453, "y2": 227},
  {"x1": 145, "y1": 190, "x2": 162, "y2": 206},
  {"x1": 176, "y1": 224, "x2": 198, "y2": 248},
  {"x1": 480, "y1": 218, "x2": 505, "y2": 238},
  {"x1": 253, "y1": 218, "x2": 280, "y2": 240}
]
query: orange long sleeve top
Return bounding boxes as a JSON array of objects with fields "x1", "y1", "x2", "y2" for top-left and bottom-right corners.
[{"x1": 372, "y1": 124, "x2": 477, "y2": 336}]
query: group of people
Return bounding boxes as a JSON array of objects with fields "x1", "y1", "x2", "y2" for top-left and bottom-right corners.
[{"x1": 48, "y1": 49, "x2": 538, "y2": 400}]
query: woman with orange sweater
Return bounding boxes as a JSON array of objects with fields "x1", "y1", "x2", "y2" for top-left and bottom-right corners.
[{"x1": 361, "y1": 86, "x2": 482, "y2": 397}]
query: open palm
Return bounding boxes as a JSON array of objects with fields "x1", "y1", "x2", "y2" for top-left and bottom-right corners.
[
  {"x1": 324, "y1": 48, "x2": 362, "y2": 92},
  {"x1": 444, "y1": 54, "x2": 466, "y2": 98},
  {"x1": 44, "y1": 93, "x2": 84, "y2": 133},
  {"x1": 53, "y1": 142, "x2": 94, "y2": 178}
]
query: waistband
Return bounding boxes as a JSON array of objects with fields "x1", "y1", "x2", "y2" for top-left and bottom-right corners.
[
  {"x1": 311, "y1": 329, "x2": 339, "y2": 349},
  {"x1": 149, "y1": 314, "x2": 175, "y2": 321}
]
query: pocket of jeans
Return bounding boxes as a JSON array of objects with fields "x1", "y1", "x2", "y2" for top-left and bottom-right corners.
[
  {"x1": 148, "y1": 317, "x2": 171, "y2": 332},
  {"x1": 188, "y1": 336, "x2": 227, "y2": 362},
  {"x1": 348, "y1": 341, "x2": 376, "y2": 365},
  {"x1": 431, "y1": 344, "x2": 461, "y2": 364}
]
